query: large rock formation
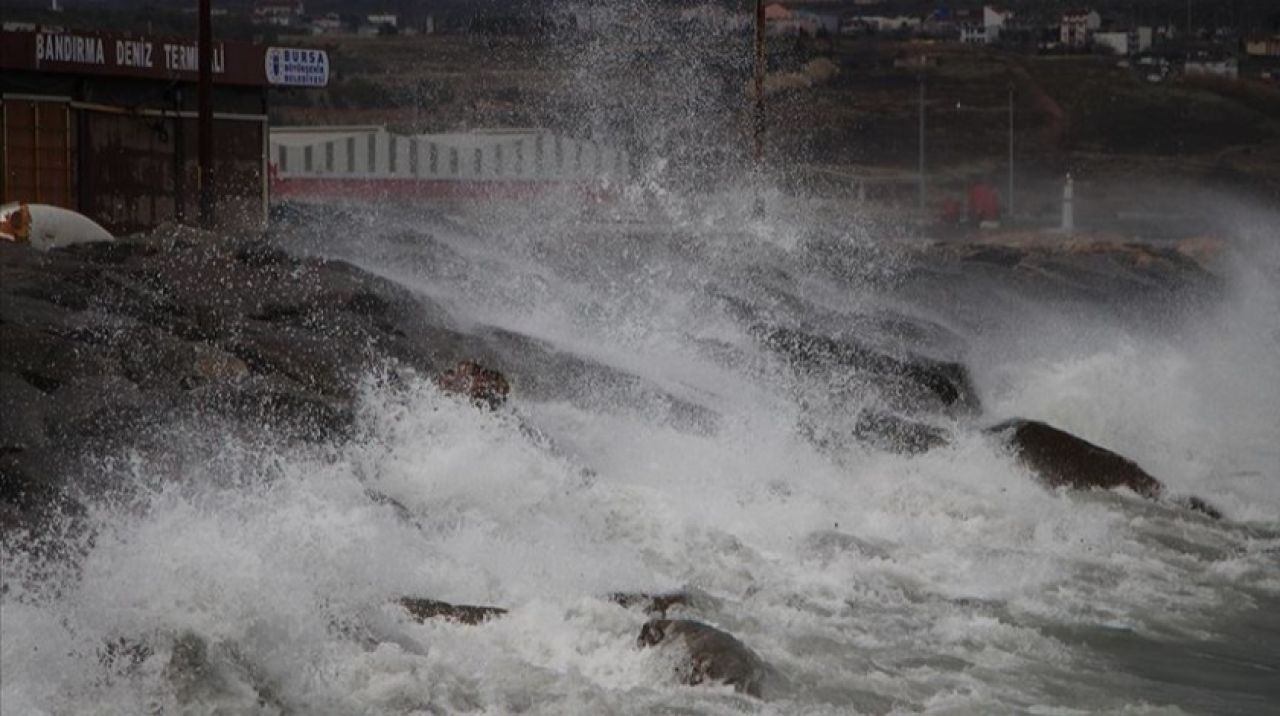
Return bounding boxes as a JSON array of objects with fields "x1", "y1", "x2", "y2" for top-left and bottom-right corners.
[
  {"x1": 399, "y1": 597, "x2": 508, "y2": 626},
  {"x1": 987, "y1": 418, "x2": 1221, "y2": 518},
  {"x1": 0, "y1": 230, "x2": 469, "y2": 535},
  {"x1": 988, "y1": 419, "x2": 1164, "y2": 497},
  {"x1": 638, "y1": 618, "x2": 770, "y2": 698},
  {"x1": 758, "y1": 325, "x2": 980, "y2": 416}
]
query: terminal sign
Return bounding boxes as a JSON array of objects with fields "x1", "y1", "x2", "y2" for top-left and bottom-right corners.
[{"x1": 265, "y1": 47, "x2": 329, "y2": 88}]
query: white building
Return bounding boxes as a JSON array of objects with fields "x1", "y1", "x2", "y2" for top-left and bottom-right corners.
[
  {"x1": 270, "y1": 127, "x2": 631, "y2": 189},
  {"x1": 960, "y1": 24, "x2": 992, "y2": 45},
  {"x1": 367, "y1": 13, "x2": 398, "y2": 29},
  {"x1": 842, "y1": 15, "x2": 920, "y2": 35},
  {"x1": 310, "y1": 13, "x2": 343, "y2": 35},
  {"x1": 764, "y1": 4, "x2": 820, "y2": 36},
  {"x1": 254, "y1": 0, "x2": 304, "y2": 27},
  {"x1": 983, "y1": 6, "x2": 1014, "y2": 31},
  {"x1": 1060, "y1": 10, "x2": 1101, "y2": 49},
  {"x1": 1245, "y1": 35, "x2": 1280, "y2": 58},
  {"x1": 1093, "y1": 31, "x2": 1129, "y2": 55},
  {"x1": 1185, "y1": 57, "x2": 1239, "y2": 80},
  {"x1": 1095, "y1": 27, "x2": 1153, "y2": 56}
]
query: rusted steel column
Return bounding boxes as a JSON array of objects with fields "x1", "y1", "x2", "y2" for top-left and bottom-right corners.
[
  {"x1": 753, "y1": 0, "x2": 766, "y2": 216},
  {"x1": 198, "y1": 0, "x2": 213, "y2": 228}
]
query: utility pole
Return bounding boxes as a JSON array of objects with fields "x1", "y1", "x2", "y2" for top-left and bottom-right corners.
[
  {"x1": 917, "y1": 72, "x2": 926, "y2": 217},
  {"x1": 752, "y1": 0, "x2": 766, "y2": 217},
  {"x1": 198, "y1": 0, "x2": 214, "y2": 228},
  {"x1": 1007, "y1": 82, "x2": 1014, "y2": 219}
]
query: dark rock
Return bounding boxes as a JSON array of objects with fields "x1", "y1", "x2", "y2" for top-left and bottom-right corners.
[
  {"x1": 435, "y1": 361, "x2": 511, "y2": 410},
  {"x1": 1, "y1": 231, "x2": 466, "y2": 538},
  {"x1": 609, "y1": 592, "x2": 693, "y2": 617},
  {"x1": 638, "y1": 619, "x2": 769, "y2": 698},
  {"x1": 853, "y1": 410, "x2": 950, "y2": 455},
  {"x1": 989, "y1": 419, "x2": 1224, "y2": 519},
  {"x1": 758, "y1": 325, "x2": 979, "y2": 416},
  {"x1": 987, "y1": 419, "x2": 1163, "y2": 498},
  {"x1": 1175, "y1": 495, "x2": 1223, "y2": 520},
  {"x1": 0, "y1": 373, "x2": 52, "y2": 451},
  {"x1": 164, "y1": 631, "x2": 284, "y2": 712},
  {"x1": 398, "y1": 597, "x2": 508, "y2": 625}
]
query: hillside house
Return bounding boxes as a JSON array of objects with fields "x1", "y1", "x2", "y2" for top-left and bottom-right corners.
[
  {"x1": 764, "y1": 4, "x2": 819, "y2": 36},
  {"x1": 960, "y1": 24, "x2": 992, "y2": 45},
  {"x1": 310, "y1": 13, "x2": 343, "y2": 35},
  {"x1": 1060, "y1": 10, "x2": 1101, "y2": 49},
  {"x1": 367, "y1": 13, "x2": 398, "y2": 29},
  {"x1": 254, "y1": 0, "x2": 304, "y2": 27},
  {"x1": 982, "y1": 5, "x2": 1012, "y2": 41},
  {"x1": 1245, "y1": 35, "x2": 1280, "y2": 58},
  {"x1": 842, "y1": 14, "x2": 919, "y2": 35}
]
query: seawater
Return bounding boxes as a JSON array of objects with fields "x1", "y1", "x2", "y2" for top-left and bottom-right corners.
[{"x1": 3, "y1": 195, "x2": 1278, "y2": 714}]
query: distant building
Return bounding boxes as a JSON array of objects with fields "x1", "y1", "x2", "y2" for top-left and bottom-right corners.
[
  {"x1": 1094, "y1": 31, "x2": 1129, "y2": 55},
  {"x1": 1245, "y1": 35, "x2": 1280, "y2": 58},
  {"x1": 367, "y1": 13, "x2": 398, "y2": 29},
  {"x1": 310, "y1": 12, "x2": 343, "y2": 35},
  {"x1": 677, "y1": 5, "x2": 750, "y2": 34},
  {"x1": 960, "y1": 24, "x2": 992, "y2": 45},
  {"x1": 842, "y1": 14, "x2": 920, "y2": 35},
  {"x1": 254, "y1": 0, "x2": 304, "y2": 28},
  {"x1": 1096, "y1": 27, "x2": 1155, "y2": 57},
  {"x1": 1185, "y1": 57, "x2": 1239, "y2": 80},
  {"x1": 983, "y1": 5, "x2": 1013, "y2": 40},
  {"x1": 269, "y1": 127, "x2": 631, "y2": 202},
  {"x1": 764, "y1": 4, "x2": 819, "y2": 36},
  {"x1": 1060, "y1": 10, "x2": 1101, "y2": 49}
]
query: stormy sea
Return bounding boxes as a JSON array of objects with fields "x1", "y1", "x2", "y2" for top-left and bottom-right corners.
[
  {"x1": 3, "y1": 189, "x2": 1279, "y2": 714},
  {"x1": 4, "y1": 5, "x2": 1280, "y2": 714}
]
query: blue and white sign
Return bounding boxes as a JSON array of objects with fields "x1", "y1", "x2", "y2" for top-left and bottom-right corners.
[{"x1": 265, "y1": 47, "x2": 329, "y2": 87}]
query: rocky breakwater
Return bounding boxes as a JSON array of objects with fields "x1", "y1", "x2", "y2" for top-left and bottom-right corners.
[{"x1": 0, "y1": 227, "x2": 488, "y2": 537}]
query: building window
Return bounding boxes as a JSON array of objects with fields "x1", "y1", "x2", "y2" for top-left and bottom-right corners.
[
  {"x1": 535, "y1": 134, "x2": 544, "y2": 174},
  {"x1": 474, "y1": 148, "x2": 482, "y2": 175},
  {"x1": 429, "y1": 143, "x2": 438, "y2": 174},
  {"x1": 410, "y1": 140, "x2": 419, "y2": 176},
  {"x1": 389, "y1": 136, "x2": 398, "y2": 173},
  {"x1": 278, "y1": 144, "x2": 288, "y2": 172},
  {"x1": 449, "y1": 148, "x2": 459, "y2": 175},
  {"x1": 346, "y1": 137, "x2": 355, "y2": 173},
  {"x1": 304, "y1": 146, "x2": 313, "y2": 172},
  {"x1": 368, "y1": 134, "x2": 376, "y2": 173},
  {"x1": 575, "y1": 143, "x2": 583, "y2": 172},
  {"x1": 514, "y1": 142, "x2": 524, "y2": 175},
  {"x1": 325, "y1": 141, "x2": 334, "y2": 172},
  {"x1": 495, "y1": 144, "x2": 504, "y2": 175}
]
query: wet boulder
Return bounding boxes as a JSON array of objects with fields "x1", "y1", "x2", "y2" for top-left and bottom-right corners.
[
  {"x1": 609, "y1": 591, "x2": 700, "y2": 617},
  {"x1": 988, "y1": 419, "x2": 1221, "y2": 518},
  {"x1": 853, "y1": 410, "x2": 950, "y2": 455},
  {"x1": 988, "y1": 419, "x2": 1163, "y2": 497},
  {"x1": 398, "y1": 597, "x2": 508, "y2": 626},
  {"x1": 0, "y1": 229, "x2": 472, "y2": 539},
  {"x1": 758, "y1": 325, "x2": 979, "y2": 416},
  {"x1": 434, "y1": 360, "x2": 511, "y2": 409},
  {"x1": 638, "y1": 619, "x2": 769, "y2": 698}
]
